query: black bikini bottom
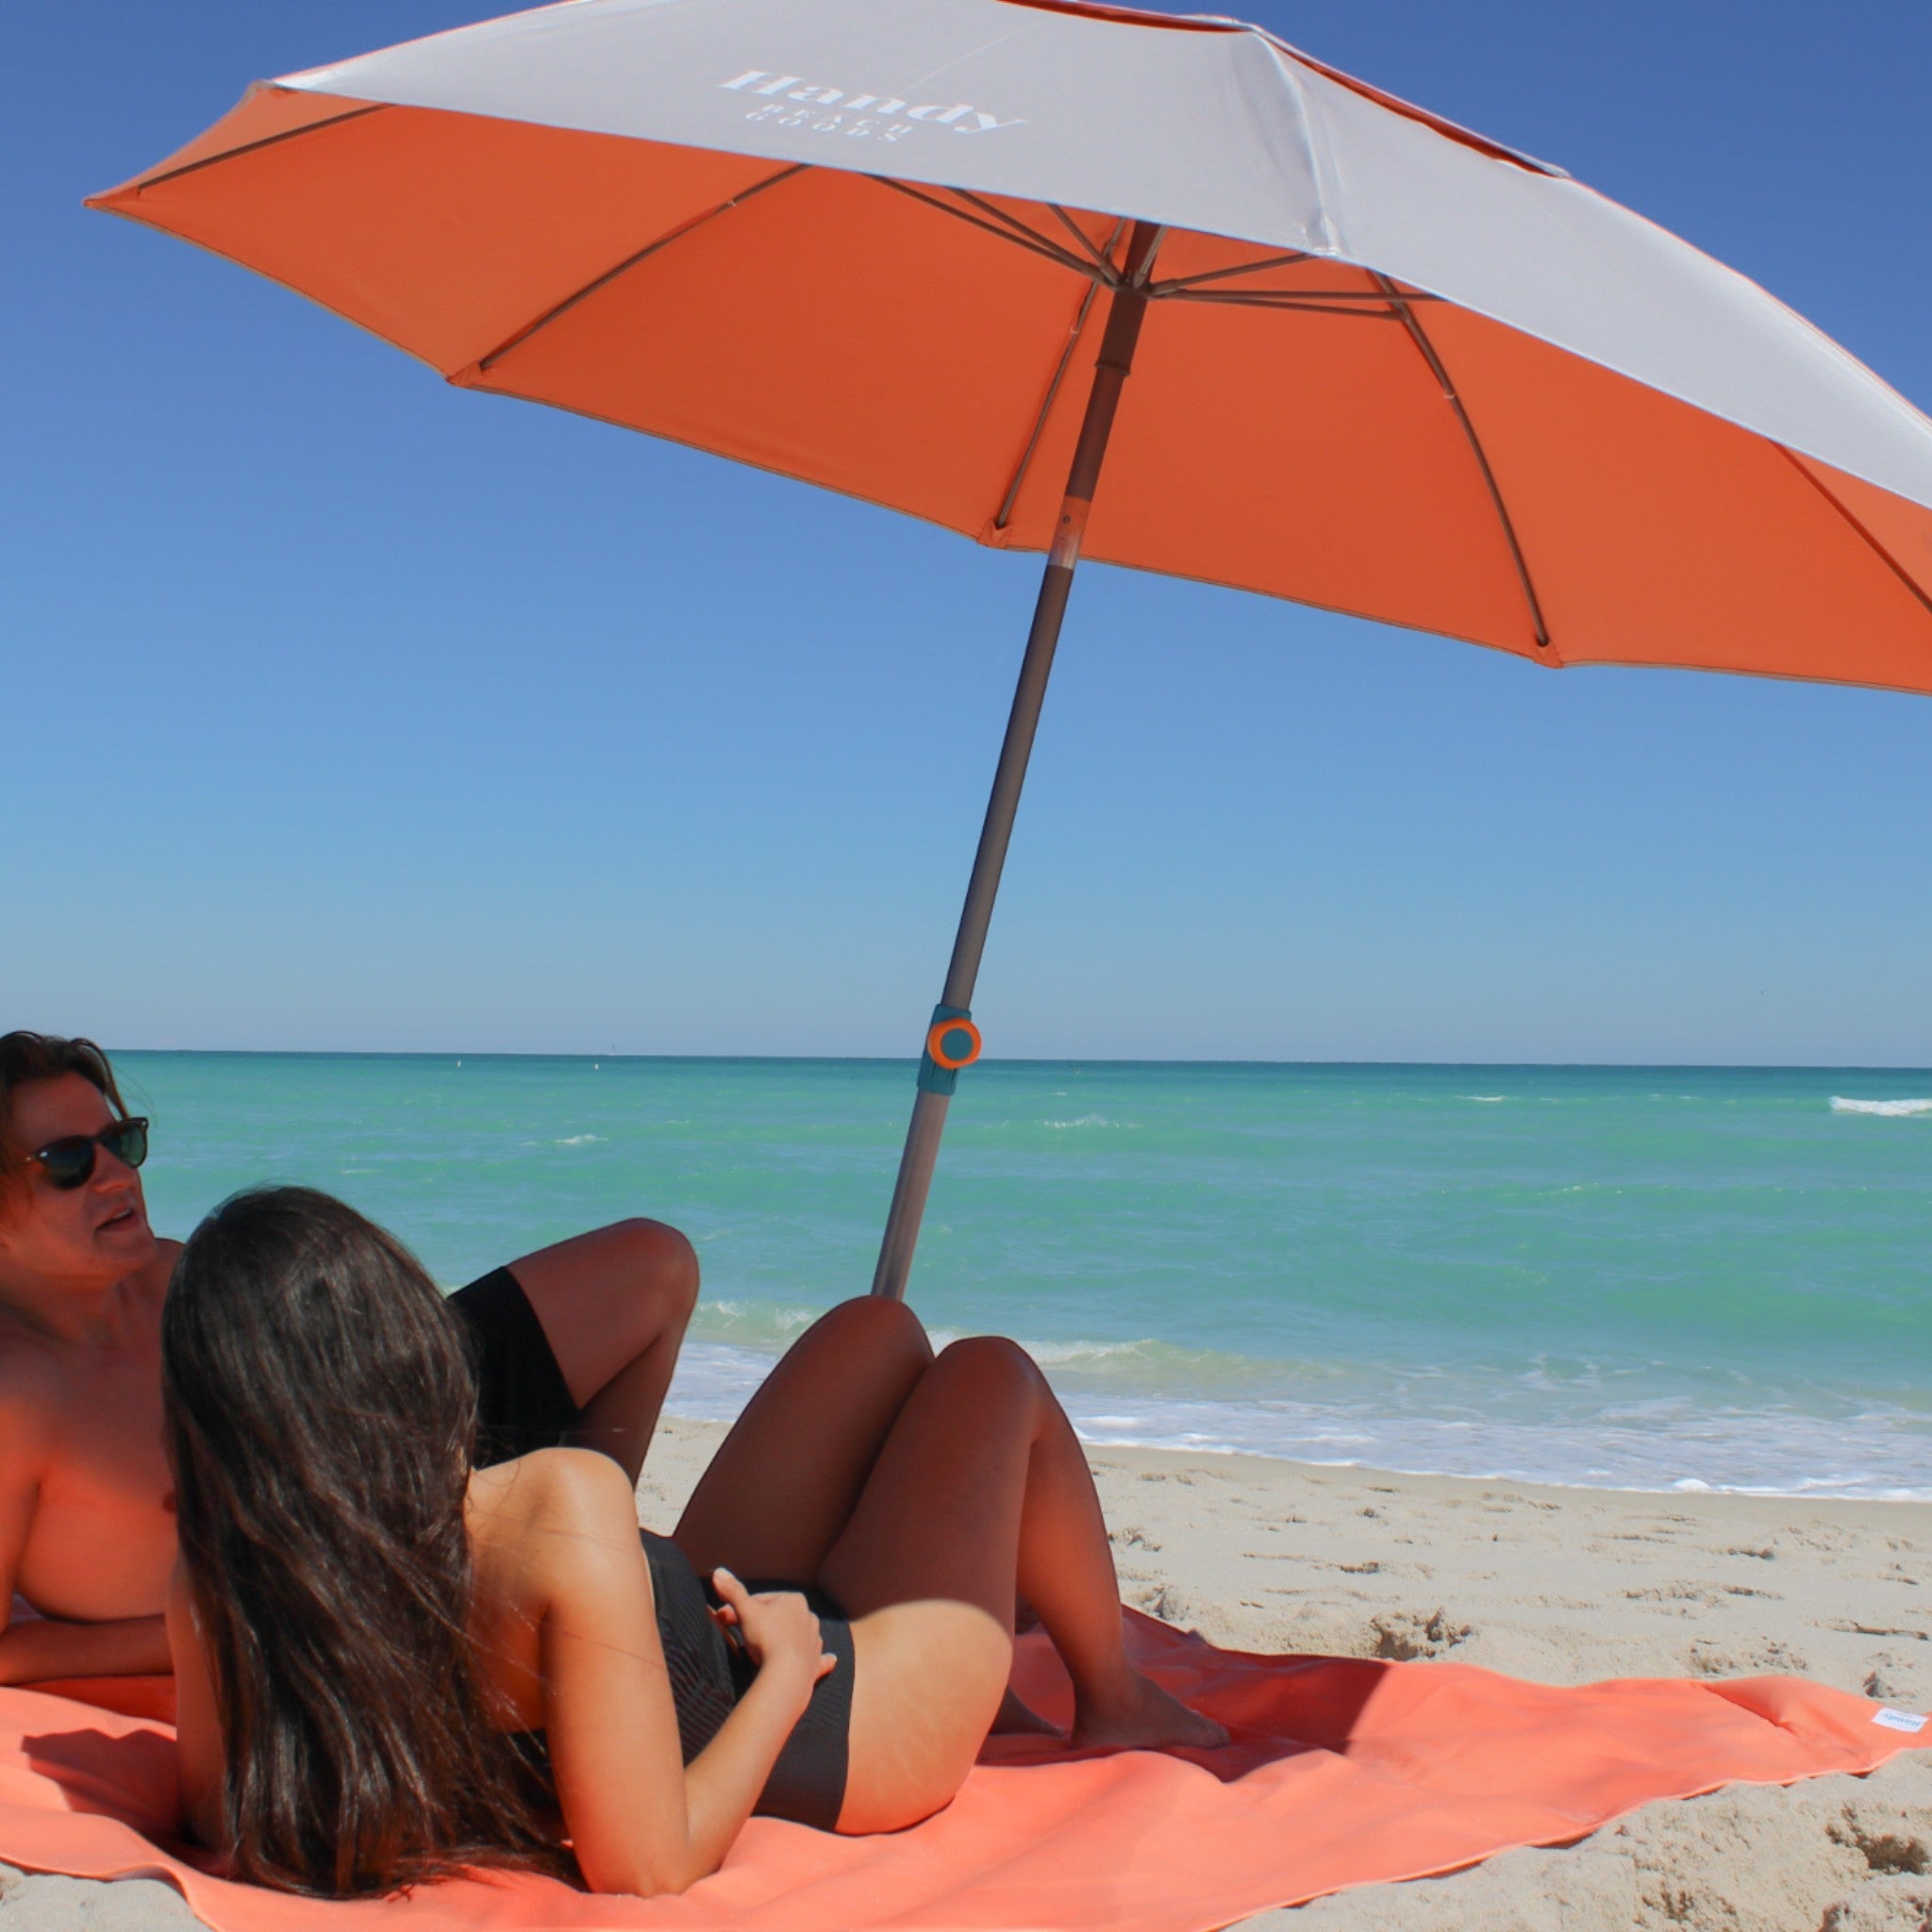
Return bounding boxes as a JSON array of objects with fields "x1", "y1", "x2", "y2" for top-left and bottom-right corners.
[{"x1": 641, "y1": 1531, "x2": 854, "y2": 1831}]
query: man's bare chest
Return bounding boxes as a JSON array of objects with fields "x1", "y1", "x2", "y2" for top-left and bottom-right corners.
[{"x1": 17, "y1": 1345, "x2": 175, "y2": 1621}]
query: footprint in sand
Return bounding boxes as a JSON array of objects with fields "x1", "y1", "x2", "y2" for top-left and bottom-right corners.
[
  {"x1": 1132, "y1": 1582, "x2": 1191, "y2": 1624},
  {"x1": 1369, "y1": 1608, "x2": 1472, "y2": 1659},
  {"x1": 1689, "y1": 1635, "x2": 1808, "y2": 1675}
]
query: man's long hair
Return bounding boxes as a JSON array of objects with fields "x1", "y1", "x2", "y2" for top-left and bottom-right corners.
[
  {"x1": 162, "y1": 1186, "x2": 568, "y2": 1896},
  {"x1": 0, "y1": 1031, "x2": 129, "y2": 1193}
]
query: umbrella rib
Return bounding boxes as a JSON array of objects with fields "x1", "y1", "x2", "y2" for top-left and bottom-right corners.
[
  {"x1": 1375, "y1": 274, "x2": 1552, "y2": 652},
  {"x1": 1147, "y1": 252, "x2": 1316, "y2": 295},
  {"x1": 1774, "y1": 448, "x2": 1932, "y2": 624},
  {"x1": 1167, "y1": 286, "x2": 1438, "y2": 302},
  {"x1": 945, "y1": 186, "x2": 1119, "y2": 281},
  {"x1": 123, "y1": 101, "x2": 391, "y2": 194},
  {"x1": 1046, "y1": 204, "x2": 1126, "y2": 281},
  {"x1": 993, "y1": 218, "x2": 1128, "y2": 531},
  {"x1": 993, "y1": 283, "x2": 1102, "y2": 533},
  {"x1": 868, "y1": 177, "x2": 1105, "y2": 282},
  {"x1": 475, "y1": 162, "x2": 810, "y2": 375},
  {"x1": 1160, "y1": 289, "x2": 1412, "y2": 314}
]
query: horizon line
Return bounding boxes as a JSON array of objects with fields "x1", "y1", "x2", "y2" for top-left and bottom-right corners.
[{"x1": 108, "y1": 1047, "x2": 1932, "y2": 1074}]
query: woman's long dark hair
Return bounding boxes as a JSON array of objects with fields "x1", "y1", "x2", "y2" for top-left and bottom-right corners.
[{"x1": 162, "y1": 1186, "x2": 567, "y2": 1896}]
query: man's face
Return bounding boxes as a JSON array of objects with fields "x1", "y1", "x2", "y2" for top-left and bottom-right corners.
[{"x1": 0, "y1": 1074, "x2": 158, "y2": 1295}]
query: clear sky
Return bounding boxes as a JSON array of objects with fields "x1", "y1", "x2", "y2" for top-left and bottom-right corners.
[{"x1": 7, "y1": 0, "x2": 1930, "y2": 1063}]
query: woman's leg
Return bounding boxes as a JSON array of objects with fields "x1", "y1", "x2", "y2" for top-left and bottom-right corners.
[
  {"x1": 824, "y1": 1337, "x2": 1226, "y2": 1831},
  {"x1": 509, "y1": 1219, "x2": 699, "y2": 1485},
  {"x1": 673, "y1": 1297, "x2": 933, "y2": 1582}
]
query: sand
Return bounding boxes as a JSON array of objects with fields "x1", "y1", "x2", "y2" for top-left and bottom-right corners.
[
  {"x1": 645, "y1": 1420, "x2": 1932, "y2": 1931},
  {"x1": 10, "y1": 1417, "x2": 1928, "y2": 1931}
]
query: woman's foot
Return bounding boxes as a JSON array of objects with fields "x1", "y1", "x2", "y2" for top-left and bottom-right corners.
[
  {"x1": 990, "y1": 1687, "x2": 1062, "y2": 1737},
  {"x1": 1071, "y1": 1667, "x2": 1229, "y2": 1752}
]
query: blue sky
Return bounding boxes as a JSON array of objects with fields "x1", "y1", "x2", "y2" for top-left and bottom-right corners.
[{"x1": 7, "y1": 0, "x2": 1930, "y2": 1064}]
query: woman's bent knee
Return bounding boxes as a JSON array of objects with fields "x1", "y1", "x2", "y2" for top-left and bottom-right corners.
[
  {"x1": 612, "y1": 1218, "x2": 700, "y2": 1315},
  {"x1": 936, "y1": 1333, "x2": 1043, "y2": 1392},
  {"x1": 810, "y1": 1294, "x2": 929, "y2": 1355}
]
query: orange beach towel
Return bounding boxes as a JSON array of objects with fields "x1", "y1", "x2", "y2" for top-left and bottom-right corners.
[{"x1": 5, "y1": 1610, "x2": 1924, "y2": 1932}]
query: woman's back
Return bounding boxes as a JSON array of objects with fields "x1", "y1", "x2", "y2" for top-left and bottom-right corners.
[
  {"x1": 464, "y1": 1446, "x2": 654, "y2": 1739},
  {"x1": 161, "y1": 1188, "x2": 576, "y2": 1895}
]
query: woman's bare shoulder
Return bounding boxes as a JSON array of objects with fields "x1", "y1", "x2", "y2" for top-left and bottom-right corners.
[
  {"x1": 468, "y1": 1450, "x2": 646, "y2": 1594},
  {"x1": 465, "y1": 1452, "x2": 652, "y2": 1733}
]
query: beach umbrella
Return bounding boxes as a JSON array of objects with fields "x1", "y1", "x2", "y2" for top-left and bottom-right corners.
[{"x1": 91, "y1": 0, "x2": 1932, "y2": 1300}]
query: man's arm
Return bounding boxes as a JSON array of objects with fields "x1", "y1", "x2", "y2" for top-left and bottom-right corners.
[{"x1": 0, "y1": 1607, "x2": 172, "y2": 1684}]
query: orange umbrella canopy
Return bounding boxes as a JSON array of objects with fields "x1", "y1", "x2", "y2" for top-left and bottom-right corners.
[
  {"x1": 91, "y1": 0, "x2": 1932, "y2": 1294},
  {"x1": 92, "y1": 0, "x2": 1932, "y2": 696}
]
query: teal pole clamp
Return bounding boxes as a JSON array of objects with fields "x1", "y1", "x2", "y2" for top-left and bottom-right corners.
[{"x1": 916, "y1": 1004, "x2": 984, "y2": 1095}]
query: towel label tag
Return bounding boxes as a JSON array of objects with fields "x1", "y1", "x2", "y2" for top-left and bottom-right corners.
[{"x1": 1873, "y1": 1707, "x2": 1926, "y2": 1734}]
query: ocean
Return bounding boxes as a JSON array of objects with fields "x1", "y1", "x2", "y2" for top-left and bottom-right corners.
[{"x1": 115, "y1": 1054, "x2": 1931, "y2": 1501}]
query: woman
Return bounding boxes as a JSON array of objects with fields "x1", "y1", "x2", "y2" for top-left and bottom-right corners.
[{"x1": 161, "y1": 1187, "x2": 1224, "y2": 1899}]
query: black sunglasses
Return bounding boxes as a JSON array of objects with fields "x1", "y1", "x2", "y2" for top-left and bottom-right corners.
[{"x1": 28, "y1": 1118, "x2": 150, "y2": 1191}]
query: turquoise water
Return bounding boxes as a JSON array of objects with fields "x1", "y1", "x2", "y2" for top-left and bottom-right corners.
[{"x1": 116, "y1": 1054, "x2": 1932, "y2": 1498}]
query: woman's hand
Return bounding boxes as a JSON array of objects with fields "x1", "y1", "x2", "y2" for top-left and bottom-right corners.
[{"x1": 709, "y1": 1569, "x2": 836, "y2": 1704}]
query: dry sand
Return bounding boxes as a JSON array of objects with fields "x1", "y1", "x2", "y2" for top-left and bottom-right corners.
[{"x1": 10, "y1": 1416, "x2": 1928, "y2": 1931}]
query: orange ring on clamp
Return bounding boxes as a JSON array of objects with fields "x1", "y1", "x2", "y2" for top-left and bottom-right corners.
[{"x1": 926, "y1": 1017, "x2": 983, "y2": 1071}]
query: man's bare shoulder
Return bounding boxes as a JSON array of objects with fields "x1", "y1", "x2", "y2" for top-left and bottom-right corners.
[
  {"x1": 0, "y1": 1240, "x2": 176, "y2": 1422},
  {"x1": 0, "y1": 1319, "x2": 66, "y2": 1398}
]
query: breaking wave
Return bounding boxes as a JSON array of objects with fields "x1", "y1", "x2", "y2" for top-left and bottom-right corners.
[
  {"x1": 690, "y1": 1298, "x2": 824, "y2": 1348},
  {"x1": 1830, "y1": 1097, "x2": 1932, "y2": 1117},
  {"x1": 665, "y1": 1298, "x2": 1932, "y2": 1501}
]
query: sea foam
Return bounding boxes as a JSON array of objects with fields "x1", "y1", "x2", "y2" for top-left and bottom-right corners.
[
  {"x1": 132, "y1": 1051, "x2": 1932, "y2": 1506},
  {"x1": 662, "y1": 1322, "x2": 1932, "y2": 1503}
]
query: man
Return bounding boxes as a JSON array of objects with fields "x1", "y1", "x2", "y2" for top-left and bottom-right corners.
[{"x1": 0, "y1": 1030, "x2": 699, "y2": 1684}]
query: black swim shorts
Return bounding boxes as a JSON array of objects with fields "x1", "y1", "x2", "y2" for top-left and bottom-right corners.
[
  {"x1": 643, "y1": 1530, "x2": 855, "y2": 1831},
  {"x1": 504, "y1": 1538, "x2": 854, "y2": 1833},
  {"x1": 448, "y1": 1266, "x2": 581, "y2": 1468}
]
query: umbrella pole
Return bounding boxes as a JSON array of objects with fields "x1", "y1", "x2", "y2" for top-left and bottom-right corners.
[{"x1": 871, "y1": 219, "x2": 1164, "y2": 1300}]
